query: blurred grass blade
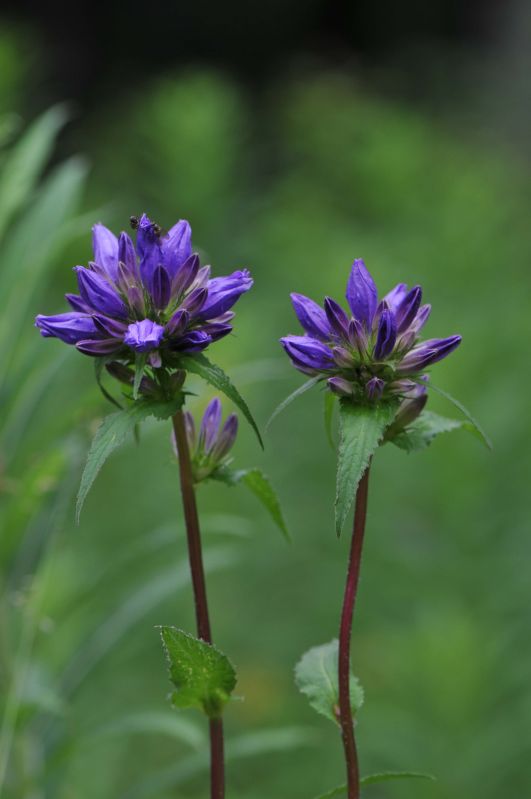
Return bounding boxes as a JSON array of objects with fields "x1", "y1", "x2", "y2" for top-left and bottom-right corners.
[
  {"x1": 120, "y1": 726, "x2": 316, "y2": 799},
  {"x1": 60, "y1": 547, "x2": 239, "y2": 697},
  {"x1": 266, "y1": 376, "x2": 320, "y2": 431},
  {"x1": 92, "y1": 711, "x2": 206, "y2": 750},
  {"x1": 427, "y1": 382, "x2": 492, "y2": 449},
  {"x1": 0, "y1": 105, "x2": 69, "y2": 241}
]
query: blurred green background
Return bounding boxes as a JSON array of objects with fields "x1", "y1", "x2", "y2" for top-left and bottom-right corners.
[{"x1": 0, "y1": 5, "x2": 530, "y2": 798}]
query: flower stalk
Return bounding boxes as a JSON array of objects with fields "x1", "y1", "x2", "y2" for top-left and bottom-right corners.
[
  {"x1": 171, "y1": 408, "x2": 225, "y2": 799},
  {"x1": 338, "y1": 465, "x2": 370, "y2": 799}
]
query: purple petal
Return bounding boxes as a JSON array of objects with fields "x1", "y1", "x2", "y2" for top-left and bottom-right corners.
[
  {"x1": 180, "y1": 286, "x2": 208, "y2": 316},
  {"x1": 324, "y1": 297, "x2": 350, "y2": 339},
  {"x1": 171, "y1": 330, "x2": 212, "y2": 353},
  {"x1": 332, "y1": 346, "x2": 356, "y2": 368},
  {"x1": 199, "y1": 270, "x2": 253, "y2": 319},
  {"x1": 347, "y1": 318, "x2": 368, "y2": 355},
  {"x1": 291, "y1": 293, "x2": 331, "y2": 341},
  {"x1": 150, "y1": 265, "x2": 171, "y2": 310},
  {"x1": 162, "y1": 220, "x2": 192, "y2": 280},
  {"x1": 75, "y1": 266, "x2": 128, "y2": 319},
  {"x1": 35, "y1": 312, "x2": 99, "y2": 345},
  {"x1": 137, "y1": 214, "x2": 162, "y2": 293},
  {"x1": 200, "y1": 397, "x2": 222, "y2": 452},
  {"x1": 398, "y1": 335, "x2": 462, "y2": 372},
  {"x1": 395, "y1": 285, "x2": 422, "y2": 334},
  {"x1": 123, "y1": 319, "x2": 165, "y2": 352},
  {"x1": 118, "y1": 232, "x2": 137, "y2": 276},
  {"x1": 410, "y1": 304, "x2": 431, "y2": 334},
  {"x1": 65, "y1": 293, "x2": 91, "y2": 313},
  {"x1": 280, "y1": 335, "x2": 335, "y2": 373},
  {"x1": 200, "y1": 322, "x2": 232, "y2": 342},
  {"x1": 211, "y1": 414, "x2": 238, "y2": 460},
  {"x1": 92, "y1": 224, "x2": 119, "y2": 281},
  {"x1": 346, "y1": 259, "x2": 378, "y2": 328},
  {"x1": 171, "y1": 254, "x2": 200, "y2": 300},
  {"x1": 373, "y1": 307, "x2": 397, "y2": 360},
  {"x1": 165, "y1": 308, "x2": 190, "y2": 337},
  {"x1": 366, "y1": 376, "x2": 385, "y2": 401},
  {"x1": 93, "y1": 315, "x2": 128, "y2": 338},
  {"x1": 382, "y1": 283, "x2": 408, "y2": 311},
  {"x1": 76, "y1": 338, "x2": 123, "y2": 356},
  {"x1": 327, "y1": 377, "x2": 355, "y2": 397}
]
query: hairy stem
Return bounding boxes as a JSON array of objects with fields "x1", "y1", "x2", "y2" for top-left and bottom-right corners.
[
  {"x1": 172, "y1": 410, "x2": 225, "y2": 799},
  {"x1": 338, "y1": 466, "x2": 370, "y2": 799}
]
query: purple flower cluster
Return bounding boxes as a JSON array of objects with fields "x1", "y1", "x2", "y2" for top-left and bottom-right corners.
[
  {"x1": 281, "y1": 259, "x2": 461, "y2": 403},
  {"x1": 174, "y1": 398, "x2": 239, "y2": 483},
  {"x1": 35, "y1": 214, "x2": 252, "y2": 367}
]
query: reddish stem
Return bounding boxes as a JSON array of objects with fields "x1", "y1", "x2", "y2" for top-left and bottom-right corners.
[
  {"x1": 338, "y1": 466, "x2": 371, "y2": 799},
  {"x1": 172, "y1": 410, "x2": 225, "y2": 799}
]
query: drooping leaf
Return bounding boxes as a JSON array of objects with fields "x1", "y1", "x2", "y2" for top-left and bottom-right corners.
[
  {"x1": 180, "y1": 353, "x2": 263, "y2": 448},
  {"x1": 294, "y1": 640, "x2": 363, "y2": 726},
  {"x1": 76, "y1": 398, "x2": 182, "y2": 522},
  {"x1": 94, "y1": 358, "x2": 122, "y2": 410},
  {"x1": 361, "y1": 771, "x2": 436, "y2": 786},
  {"x1": 213, "y1": 467, "x2": 290, "y2": 541},
  {"x1": 324, "y1": 390, "x2": 336, "y2": 449},
  {"x1": 426, "y1": 382, "x2": 491, "y2": 449},
  {"x1": 159, "y1": 627, "x2": 236, "y2": 719},
  {"x1": 391, "y1": 410, "x2": 469, "y2": 452},
  {"x1": 335, "y1": 401, "x2": 397, "y2": 536},
  {"x1": 266, "y1": 376, "x2": 321, "y2": 430},
  {"x1": 314, "y1": 771, "x2": 435, "y2": 798}
]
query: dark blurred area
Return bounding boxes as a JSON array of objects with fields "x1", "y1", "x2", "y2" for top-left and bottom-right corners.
[{"x1": 1, "y1": 2, "x2": 530, "y2": 799}]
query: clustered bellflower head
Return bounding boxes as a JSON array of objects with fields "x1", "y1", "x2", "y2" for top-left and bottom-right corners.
[
  {"x1": 281, "y1": 259, "x2": 461, "y2": 407},
  {"x1": 35, "y1": 214, "x2": 253, "y2": 380},
  {"x1": 173, "y1": 397, "x2": 239, "y2": 483}
]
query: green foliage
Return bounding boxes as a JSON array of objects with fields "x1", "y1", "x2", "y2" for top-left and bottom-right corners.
[
  {"x1": 212, "y1": 466, "x2": 290, "y2": 540},
  {"x1": 76, "y1": 398, "x2": 183, "y2": 522},
  {"x1": 335, "y1": 401, "x2": 397, "y2": 536},
  {"x1": 159, "y1": 627, "x2": 237, "y2": 718},
  {"x1": 266, "y1": 376, "x2": 321, "y2": 430},
  {"x1": 428, "y1": 383, "x2": 492, "y2": 449},
  {"x1": 180, "y1": 353, "x2": 263, "y2": 448},
  {"x1": 294, "y1": 640, "x2": 363, "y2": 726},
  {"x1": 324, "y1": 391, "x2": 336, "y2": 449},
  {"x1": 392, "y1": 410, "x2": 471, "y2": 452}
]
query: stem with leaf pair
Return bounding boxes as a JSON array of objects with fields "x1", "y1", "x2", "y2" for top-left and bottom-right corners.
[
  {"x1": 337, "y1": 466, "x2": 370, "y2": 799},
  {"x1": 171, "y1": 408, "x2": 225, "y2": 799}
]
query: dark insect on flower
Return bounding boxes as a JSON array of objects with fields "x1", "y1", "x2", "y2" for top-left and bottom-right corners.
[
  {"x1": 281, "y1": 258, "x2": 461, "y2": 404},
  {"x1": 172, "y1": 397, "x2": 239, "y2": 483},
  {"x1": 35, "y1": 214, "x2": 253, "y2": 371}
]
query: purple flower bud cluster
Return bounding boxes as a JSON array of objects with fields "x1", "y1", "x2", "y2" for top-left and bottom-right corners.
[
  {"x1": 35, "y1": 214, "x2": 253, "y2": 368},
  {"x1": 173, "y1": 398, "x2": 239, "y2": 483},
  {"x1": 281, "y1": 259, "x2": 461, "y2": 403}
]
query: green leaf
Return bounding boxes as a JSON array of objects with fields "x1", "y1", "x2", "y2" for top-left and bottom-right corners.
[
  {"x1": 294, "y1": 640, "x2": 363, "y2": 726},
  {"x1": 241, "y1": 468, "x2": 290, "y2": 541},
  {"x1": 76, "y1": 398, "x2": 181, "y2": 523},
  {"x1": 392, "y1": 410, "x2": 468, "y2": 452},
  {"x1": 180, "y1": 354, "x2": 263, "y2": 448},
  {"x1": 314, "y1": 772, "x2": 435, "y2": 798},
  {"x1": 159, "y1": 627, "x2": 236, "y2": 719},
  {"x1": 266, "y1": 377, "x2": 321, "y2": 430},
  {"x1": 425, "y1": 382, "x2": 491, "y2": 450},
  {"x1": 94, "y1": 358, "x2": 123, "y2": 410},
  {"x1": 324, "y1": 390, "x2": 336, "y2": 449},
  {"x1": 335, "y1": 401, "x2": 397, "y2": 536},
  {"x1": 361, "y1": 771, "x2": 436, "y2": 786}
]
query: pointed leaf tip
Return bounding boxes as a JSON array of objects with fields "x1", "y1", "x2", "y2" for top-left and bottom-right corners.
[{"x1": 180, "y1": 354, "x2": 263, "y2": 448}]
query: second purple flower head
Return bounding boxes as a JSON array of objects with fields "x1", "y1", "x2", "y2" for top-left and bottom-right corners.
[{"x1": 281, "y1": 258, "x2": 461, "y2": 403}]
